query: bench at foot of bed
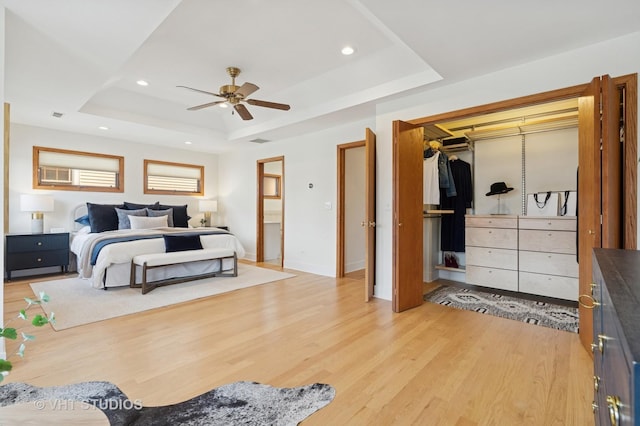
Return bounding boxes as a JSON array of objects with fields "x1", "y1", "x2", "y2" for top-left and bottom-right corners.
[{"x1": 130, "y1": 248, "x2": 238, "y2": 294}]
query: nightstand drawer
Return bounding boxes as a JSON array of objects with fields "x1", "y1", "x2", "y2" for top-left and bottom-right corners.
[
  {"x1": 6, "y1": 233, "x2": 69, "y2": 252},
  {"x1": 6, "y1": 250, "x2": 69, "y2": 270}
]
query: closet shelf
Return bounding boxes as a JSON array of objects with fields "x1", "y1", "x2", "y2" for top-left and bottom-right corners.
[
  {"x1": 441, "y1": 140, "x2": 473, "y2": 153},
  {"x1": 435, "y1": 264, "x2": 466, "y2": 273},
  {"x1": 426, "y1": 209, "x2": 454, "y2": 214}
]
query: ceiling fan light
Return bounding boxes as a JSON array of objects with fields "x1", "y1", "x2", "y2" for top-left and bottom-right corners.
[{"x1": 219, "y1": 103, "x2": 229, "y2": 108}]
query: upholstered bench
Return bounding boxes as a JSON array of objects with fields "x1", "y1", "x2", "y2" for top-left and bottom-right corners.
[{"x1": 130, "y1": 248, "x2": 238, "y2": 294}]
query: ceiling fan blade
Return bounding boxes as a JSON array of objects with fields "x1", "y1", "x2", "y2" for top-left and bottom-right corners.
[
  {"x1": 234, "y1": 103, "x2": 253, "y2": 120},
  {"x1": 246, "y1": 99, "x2": 291, "y2": 111},
  {"x1": 187, "y1": 100, "x2": 227, "y2": 111},
  {"x1": 177, "y1": 85, "x2": 224, "y2": 98},
  {"x1": 235, "y1": 82, "x2": 259, "y2": 98}
]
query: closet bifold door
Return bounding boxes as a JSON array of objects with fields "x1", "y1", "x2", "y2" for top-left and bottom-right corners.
[
  {"x1": 392, "y1": 120, "x2": 424, "y2": 312},
  {"x1": 577, "y1": 75, "x2": 622, "y2": 353}
]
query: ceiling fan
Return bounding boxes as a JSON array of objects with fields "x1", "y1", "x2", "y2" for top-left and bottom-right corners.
[{"x1": 177, "y1": 67, "x2": 291, "y2": 120}]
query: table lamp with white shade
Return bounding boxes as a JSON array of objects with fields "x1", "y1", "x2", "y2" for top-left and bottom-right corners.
[
  {"x1": 199, "y1": 200, "x2": 218, "y2": 227},
  {"x1": 20, "y1": 194, "x2": 54, "y2": 234}
]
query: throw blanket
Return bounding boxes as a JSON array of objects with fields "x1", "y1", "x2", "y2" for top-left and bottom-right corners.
[
  {"x1": 89, "y1": 229, "x2": 230, "y2": 265},
  {"x1": 73, "y1": 228, "x2": 246, "y2": 287}
]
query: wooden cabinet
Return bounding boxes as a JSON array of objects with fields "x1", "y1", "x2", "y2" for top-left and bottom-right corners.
[
  {"x1": 591, "y1": 248, "x2": 639, "y2": 425},
  {"x1": 465, "y1": 215, "x2": 518, "y2": 291},
  {"x1": 5, "y1": 233, "x2": 69, "y2": 280},
  {"x1": 518, "y1": 217, "x2": 577, "y2": 300},
  {"x1": 465, "y1": 215, "x2": 577, "y2": 300}
]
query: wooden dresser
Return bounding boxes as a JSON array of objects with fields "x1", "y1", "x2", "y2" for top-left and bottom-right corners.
[
  {"x1": 590, "y1": 248, "x2": 639, "y2": 425},
  {"x1": 464, "y1": 215, "x2": 578, "y2": 300}
]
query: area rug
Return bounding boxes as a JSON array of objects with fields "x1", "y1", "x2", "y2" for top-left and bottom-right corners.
[
  {"x1": 424, "y1": 286, "x2": 579, "y2": 333},
  {"x1": 0, "y1": 380, "x2": 335, "y2": 425},
  {"x1": 30, "y1": 264, "x2": 295, "y2": 331}
]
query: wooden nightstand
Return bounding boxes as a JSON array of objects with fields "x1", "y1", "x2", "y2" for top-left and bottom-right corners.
[{"x1": 5, "y1": 232, "x2": 70, "y2": 280}]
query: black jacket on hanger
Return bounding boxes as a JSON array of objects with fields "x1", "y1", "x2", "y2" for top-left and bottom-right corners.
[{"x1": 440, "y1": 158, "x2": 472, "y2": 252}]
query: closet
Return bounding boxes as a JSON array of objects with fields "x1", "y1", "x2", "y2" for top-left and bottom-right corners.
[
  {"x1": 393, "y1": 73, "x2": 637, "y2": 354},
  {"x1": 422, "y1": 100, "x2": 579, "y2": 293}
]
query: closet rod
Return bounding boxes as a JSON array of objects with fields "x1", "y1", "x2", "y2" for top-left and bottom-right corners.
[{"x1": 445, "y1": 107, "x2": 578, "y2": 133}]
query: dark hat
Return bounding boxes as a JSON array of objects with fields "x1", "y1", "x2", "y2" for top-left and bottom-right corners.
[{"x1": 486, "y1": 182, "x2": 514, "y2": 196}]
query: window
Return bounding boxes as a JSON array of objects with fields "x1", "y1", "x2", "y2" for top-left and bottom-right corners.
[
  {"x1": 144, "y1": 159, "x2": 204, "y2": 196},
  {"x1": 263, "y1": 174, "x2": 281, "y2": 199},
  {"x1": 33, "y1": 146, "x2": 124, "y2": 192}
]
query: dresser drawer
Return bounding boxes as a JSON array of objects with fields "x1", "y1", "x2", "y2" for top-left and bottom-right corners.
[
  {"x1": 465, "y1": 216, "x2": 517, "y2": 229},
  {"x1": 6, "y1": 233, "x2": 69, "y2": 252},
  {"x1": 518, "y1": 217, "x2": 576, "y2": 231},
  {"x1": 6, "y1": 250, "x2": 69, "y2": 271},
  {"x1": 466, "y1": 227, "x2": 517, "y2": 250},
  {"x1": 518, "y1": 271, "x2": 578, "y2": 300},
  {"x1": 466, "y1": 246, "x2": 517, "y2": 270},
  {"x1": 519, "y1": 251, "x2": 578, "y2": 278},
  {"x1": 518, "y1": 229, "x2": 577, "y2": 254},
  {"x1": 466, "y1": 266, "x2": 518, "y2": 291}
]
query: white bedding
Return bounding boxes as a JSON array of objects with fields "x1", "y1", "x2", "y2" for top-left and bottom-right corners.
[{"x1": 71, "y1": 227, "x2": 246, "y2": 288}]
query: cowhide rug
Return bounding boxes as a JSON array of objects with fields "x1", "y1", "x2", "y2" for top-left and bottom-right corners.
[{"x1": 0, "y1": 380, "x2": 336, "y2": 425}]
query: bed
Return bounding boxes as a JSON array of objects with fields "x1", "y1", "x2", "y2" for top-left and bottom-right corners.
[{"x1": 70, "y1": 203, "x2": 246, "y2": 289}]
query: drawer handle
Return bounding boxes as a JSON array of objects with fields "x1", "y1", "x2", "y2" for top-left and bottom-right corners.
[
  {"x1": 606, "y1": 395, "x2": 621, "y2": 426},
  {"x1": 590, "y1": 282, "x2": 597, "y2": 296},
  {"x1": 590, "y1": 343, "x2": 598, "y2": 353},
  {"x1": 37, "y1": 242, "x2": 43, "y2": 246},
  {"x1": 36, "y1": 258, "x2": 42, "y2": 262},
  {"x1": 592, "y1": 401, "x2": 598, "y2": 413},
  {"x1": 578, "y1": 294, "x2": 600, "y2": 309},
  {"x1": 593, "y1": 375, "x2": 600, "y2": 393}
]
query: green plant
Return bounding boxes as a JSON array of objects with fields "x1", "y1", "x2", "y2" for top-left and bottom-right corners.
[{"x1": 0, "y1": 292, "x2": 54, "y2": 383}]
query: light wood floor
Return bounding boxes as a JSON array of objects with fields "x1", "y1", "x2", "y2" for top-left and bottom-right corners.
[{"x1": 3, "y1": 264, "x2": 594, "y2": 425}]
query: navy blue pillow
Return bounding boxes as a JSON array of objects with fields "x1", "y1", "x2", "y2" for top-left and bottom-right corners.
[
  {"x1": 163, "y1": 234, "x2": 203, "y2": 252},
  {"x1": 124, "y1": 201, "x2": 160, "y2": 210},
  {"x1": 86, "y1": 203, "x2": 124, "y2": 233},
  {"x1": 157, "y1": 204, "x2": 189, "y2": 228}
]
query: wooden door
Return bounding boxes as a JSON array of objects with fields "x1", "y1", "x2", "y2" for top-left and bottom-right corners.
[
  {"x1": 365, "y1": 128, "x2": 376, "y2": 301},
  {"x1": 577, "y1": 75, "x2": 621, "y2": 351},
  {"x1": 392, "y1": 120, "x2": 424, "y2": 312}
]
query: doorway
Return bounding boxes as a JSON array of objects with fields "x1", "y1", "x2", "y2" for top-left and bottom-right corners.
[
  {"x1": 336, "y1": 128, "x2": 377, "y2": 301},
  {"x1": 336, "y1": 140, "x2": 366, "y2": 280},
  {"x1": 257, "y1": 156, "x2": 284, "y2": 266}
]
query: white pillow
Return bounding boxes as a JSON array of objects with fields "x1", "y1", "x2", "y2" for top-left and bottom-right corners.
[{"x1": 129, "y1": 215, "x2": 168, "y2": 230}]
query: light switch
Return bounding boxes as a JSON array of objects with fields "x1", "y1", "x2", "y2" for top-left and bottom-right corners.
[{"x1": 324, "y1": 202, "x2": 332, "y2": 210}]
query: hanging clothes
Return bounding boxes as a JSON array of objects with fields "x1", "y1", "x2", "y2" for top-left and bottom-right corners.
[
  {"x1": 423, "y1": 150, "x2": 440, "y2": 205},
  {"x1": 440, "y1": 158, "x2": 473, "y2": 252},
  {"x1": 424, "y1": 147, "x2": 456, "y2": 198}
]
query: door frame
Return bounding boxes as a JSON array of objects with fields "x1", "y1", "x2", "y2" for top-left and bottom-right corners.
[
  {"x1": 336, "y1": 140, "x2": 365, "y2": 278},
  {"x1": 393, "y1": 75, "x2": 637, "y2": 315},
  {"x1": 256, "y1": 156, "x2": 285, "y2": 265}
]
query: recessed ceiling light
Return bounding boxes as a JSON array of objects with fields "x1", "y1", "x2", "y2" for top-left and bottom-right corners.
[
  {"x1": 136, "y1": 80, "x2": 149, "y2": 86},
  {"x1": 219, "y1": 103, "x2": 228, "y2": 108},
  {"x1": 184, "y1": 141, "x2": 192, "y2": 145},
  {"x1": 98, "y1": 126, "x2": 109, "y2": 130},
  {"x1": 341, "y1": 46, "x2": 355, "y2": 55}
]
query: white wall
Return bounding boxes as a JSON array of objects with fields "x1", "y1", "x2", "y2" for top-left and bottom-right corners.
[
  {"x1": 8, "y1": 124, "x2": 219, "y2": 234},
  {"x1": 371, "y1": 31, "x2": 640, "y2": 300},
  {"x1": 218, "y1": 119, "x2": 373, "y2": 276},
  {"x1": 1, "y1": 6, "x2": 6, "y2": 359}
]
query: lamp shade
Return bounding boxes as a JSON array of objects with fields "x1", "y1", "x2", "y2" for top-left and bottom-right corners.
[
  {"x1": 20, "y1": 194, "x2": 54, "y2": 212},
  {"x1": 199, "y1": 200, "x2": 218, "y2": 212}
]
